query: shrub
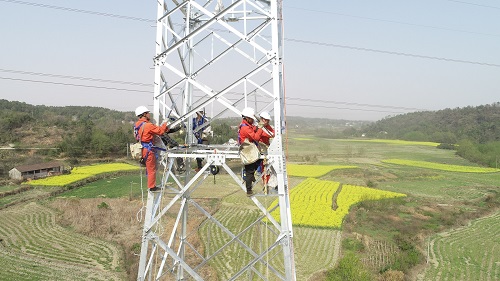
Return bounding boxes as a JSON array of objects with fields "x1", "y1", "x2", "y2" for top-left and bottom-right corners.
[
  {"x1": 382, "y1": 234, "x2": 423, "y2": 273},
  {"x1": 97, "y1": 202, "x2": 110, "y2": 209},
  {"x1": 366, "y1": 179, "x2": 377, "y2": 188},
  {"x1": 326, "y1": 252, "x2": 372, "y2": 281},
  {"x1": 379, "y1": 270, "x2": 405, "y2": 281},
  {"x1": 436, "y1": 143, "x2": 456, "y2": 150},
  {"x1": 342, "y1": 237, "x2": 364, "y2": 252}
]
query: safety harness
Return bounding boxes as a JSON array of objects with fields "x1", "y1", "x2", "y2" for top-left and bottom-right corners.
[{"x1": 133, "y1": 121, "x2": 166, "y2": 174}]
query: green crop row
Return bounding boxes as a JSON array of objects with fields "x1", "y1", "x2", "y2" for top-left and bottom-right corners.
[
  {"x1": 199, "y1": 205, "x2": 281, "y2": 279},
  {"x1": 423, "y1": 212, "x2": 500, "y2": 280},
  {"x1": 0, "y1": 202, "x2": 123, "y2": 280},
  {"x1": 336, "y1": 139, "x2": 441, "y2": 147},
  {"x1": 292, "y1": 227, "x2": 342, "y2": 280},
  {"x1": 382, "y1": 159, "x2": 500, "y2": 173},
  {"x1": 287, "y1": 164, "x2": 357, "y2": 178}
]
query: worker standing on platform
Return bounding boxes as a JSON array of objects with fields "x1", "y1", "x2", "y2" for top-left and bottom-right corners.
[
  {"x1": 258, "y1": 111, "x2": 276, "y2": 191},
  {"x1": 134, "y1": 106, "x2": 169, "y2": 192},
  {"x1": 193, "y1": 110, "x2": 209, "y2": 172},
  {"x1": 238, "y1": 107, "x2": 263, "y2": 196},
  {"x1": 258, "y1": 111, "x2": 275, "y2": 146}
]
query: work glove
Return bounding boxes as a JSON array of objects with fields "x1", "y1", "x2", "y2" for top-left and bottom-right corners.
[{"x1": 166, "y1": 117, "x2": 183, "y2": 133}]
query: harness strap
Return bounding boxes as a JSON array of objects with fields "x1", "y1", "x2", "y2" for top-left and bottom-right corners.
[
  {"x1": 134, "y1": 122, "x2": 146, "y2": 141},
  {"x1": 140, "y1": 141, "x2": 167, "y2": 176},
  {"x1": 141, "y1": 142, "x2": 166, "y2": 160}
]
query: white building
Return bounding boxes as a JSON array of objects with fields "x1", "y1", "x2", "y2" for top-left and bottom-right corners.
[{"x1": 9, "y1": 161, "x2": 64, "y2": 181}]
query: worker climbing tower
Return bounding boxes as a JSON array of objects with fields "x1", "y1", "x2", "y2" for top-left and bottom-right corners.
[{"x1": 137, "y1": 0, "x2": 295, "y2": 280}]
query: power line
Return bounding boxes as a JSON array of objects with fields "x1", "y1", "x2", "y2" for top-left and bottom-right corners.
[
  {"x1": 443, "y1": 0, "x2": 500, "y2": 10},
  {"x1": 193, "y1": 94, "x2": 418, "y2": 114},
  {"x1": 285, "y1": 6, "x2": 500, "y2": 38},
  {"x1": 0, "y1": 0, "x2": 497, "y2": 115},
  {"x1": 3, "y1": 0, "x2": 500, "y2": 68},
  {"x1": 285, "y1": 38, "x2": 500, "y2": 68},
  {"x1": 0, "y1": 77, "x2": 151, "y2": 93},
  {"x1": 286, "y1": 97, "x2": 427, "y2": 111},
  {"x1": 0, "y1": 0, "x2": 155, "y2": 22},
  {"x1": 285, "y1": 103, "x2": 409, "y2": 114},
  {"x1": 3, "y1": 0, "x2": 500, "y2": 38},
  {"x1": 1, "y1": 76, "x2": 418, "y2": 114},
  {"x1": 0, "y1": 69, "x2": 152, "y2": 87}
]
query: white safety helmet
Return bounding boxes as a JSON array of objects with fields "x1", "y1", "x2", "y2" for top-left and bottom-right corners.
[
  {"x1": 259, "y1": 111, "x2": 271, "y2": 121},
  {"x1": 135, "y1": 106, "x2": 150, "y2": 117},
  {"x1": 241, "y1": 107, "x2": 255, "y2": 118}
]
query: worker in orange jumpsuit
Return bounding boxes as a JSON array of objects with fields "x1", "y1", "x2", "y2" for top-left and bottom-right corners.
[
  {"x1": 134, "y1": 106, "x2": 169, "y2": 192},
  {"x1": 258, "y1": 111, "x2": 275, "y2": 146},
  {"x1": 257, "y1": 111, "x2": 275, "y2": 189},
  {"x1": 238, "y1": 107, "x2": 263, "y2": 196}
]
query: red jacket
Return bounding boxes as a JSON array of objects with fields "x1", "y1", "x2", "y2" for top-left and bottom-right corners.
[
  {"x1": 259, "y1": 124, "x2": 275, "y2": 145},
  {"x1": 135, "y1": 117, "x2": 168, "y2": 143},
  {"x1": 238, "y1": 119, "x2": 263, "y2": 145}
]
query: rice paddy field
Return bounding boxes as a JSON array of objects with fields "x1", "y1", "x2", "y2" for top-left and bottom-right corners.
[{"x1": 0, "y1": 136, "x2": 498, "y2": 280}]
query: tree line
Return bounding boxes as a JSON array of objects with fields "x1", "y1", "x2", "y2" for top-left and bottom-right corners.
[
  {"x1": 2, "y1": 99, "x2": 498, "y2": 170},
  {"x1": 354, "y1": 102, "x2": 500, "y2": 168},
  {"x1": 0, "y1": 100, "x2": 238, "y2": 170}
]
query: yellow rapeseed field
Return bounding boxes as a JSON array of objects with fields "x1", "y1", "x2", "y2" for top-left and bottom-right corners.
[
  {"x1": 270, "y1": 178, "x2": 406, "y2": 228},
  {"x1": 337, "y1": 139, "x2": 440, "y2": 147},
  {"x1": 287, "y1": 164, "x2": 357, "y2": 178},
  {"x1": 25, "y1": 163, "x2": 139, "y2": 186},
  {"x1": 382, "y1": 159, "x2": 500, "y2": 173}
]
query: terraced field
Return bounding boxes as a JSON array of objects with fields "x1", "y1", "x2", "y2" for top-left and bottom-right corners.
[
  {"x1": 0, "y1": 202, "x2": 125, "y2": 281},
  {"x1": 292, "y1": 227, "x2": 342, "y2": 280},
  {"x1": 198, "y1": 192, "x2": 343, "y2": 280},
  {"x1": 199, "y1": 202, "x2": 272, "y2": 280},
  {"x1": 360, "y1": 237, "x2": 399, "y2": 271},
  {"x1": 421, "y1": 211, "x2": 500, "y2": 281},
  {"x1": 382, "y1": 159, "x2": 500, "y2": 173}
]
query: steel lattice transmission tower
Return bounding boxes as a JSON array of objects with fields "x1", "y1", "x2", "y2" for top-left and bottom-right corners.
[{"x1": 137, "y1": 0, "x2": 295, "y2": 280}]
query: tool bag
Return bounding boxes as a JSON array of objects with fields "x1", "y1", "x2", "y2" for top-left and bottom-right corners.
[
  {"x1": 239, "y1": 139, "x2": 260, "y2": 165},
  {"x1": 130, "y1": 122, "x2": 145, "y2": 160}
]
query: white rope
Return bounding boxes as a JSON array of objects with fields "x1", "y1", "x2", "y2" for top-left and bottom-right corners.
[
  {"x1": 265, "y1": 184, "x2": 269, "y2": 280},
  {"x1": 136, "y1": 163, "x2": 146, "y2": 222}
]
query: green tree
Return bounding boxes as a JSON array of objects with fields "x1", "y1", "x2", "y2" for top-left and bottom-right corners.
[
  {"x1": 91, "y1": 130, "x2": 112, "y2": 157},
  {"x1": 211, "y1": 122, "x2": 235, "y2": 144}
]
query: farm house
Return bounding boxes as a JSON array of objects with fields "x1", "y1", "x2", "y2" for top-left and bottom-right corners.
[{"x1": 9, "y1": 161, "x2": 64, "y2": 181}]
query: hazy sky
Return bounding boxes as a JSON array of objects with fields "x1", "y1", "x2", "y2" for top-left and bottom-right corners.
[{"x1": 1, "y1": 0, "x2": 499, "y2": 121}]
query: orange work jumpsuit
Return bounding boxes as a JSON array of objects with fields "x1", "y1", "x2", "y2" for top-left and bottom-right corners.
[
  {"x1": 259, "y1": 124, "x2": 275, "y2": 185},
  {"x1": 238, "y1": 119, "x2": 263, "y2": 192},
  {"x1": 135, "y1": 117, "x2": 168, "y2": 188}
]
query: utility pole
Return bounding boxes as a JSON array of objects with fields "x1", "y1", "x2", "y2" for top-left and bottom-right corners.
[{"x1": 137, "y1": 1, "x2": 295, "y2": 280}]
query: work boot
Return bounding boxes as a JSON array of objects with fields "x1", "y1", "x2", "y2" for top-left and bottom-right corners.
[
  {"x1": 246, "y1": 190, "x2": 255, "y2": 197},
  {"x1": 149, "y1": 186, "x2": 161, "y2": 192}
]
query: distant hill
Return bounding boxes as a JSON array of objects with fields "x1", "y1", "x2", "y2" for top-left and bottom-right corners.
[
  {"x1": 0, "y1": 99, "x2": 136, "y2": 145},
  {"x1": 0, "y1": 99, "x2": 136, "y2": 177},
  {"x1": 361, "y1": 103, "x2": 500, "y2": 168},
  {"x1": 363, "y1": 103, "x2": 500, "y2": 144}
]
